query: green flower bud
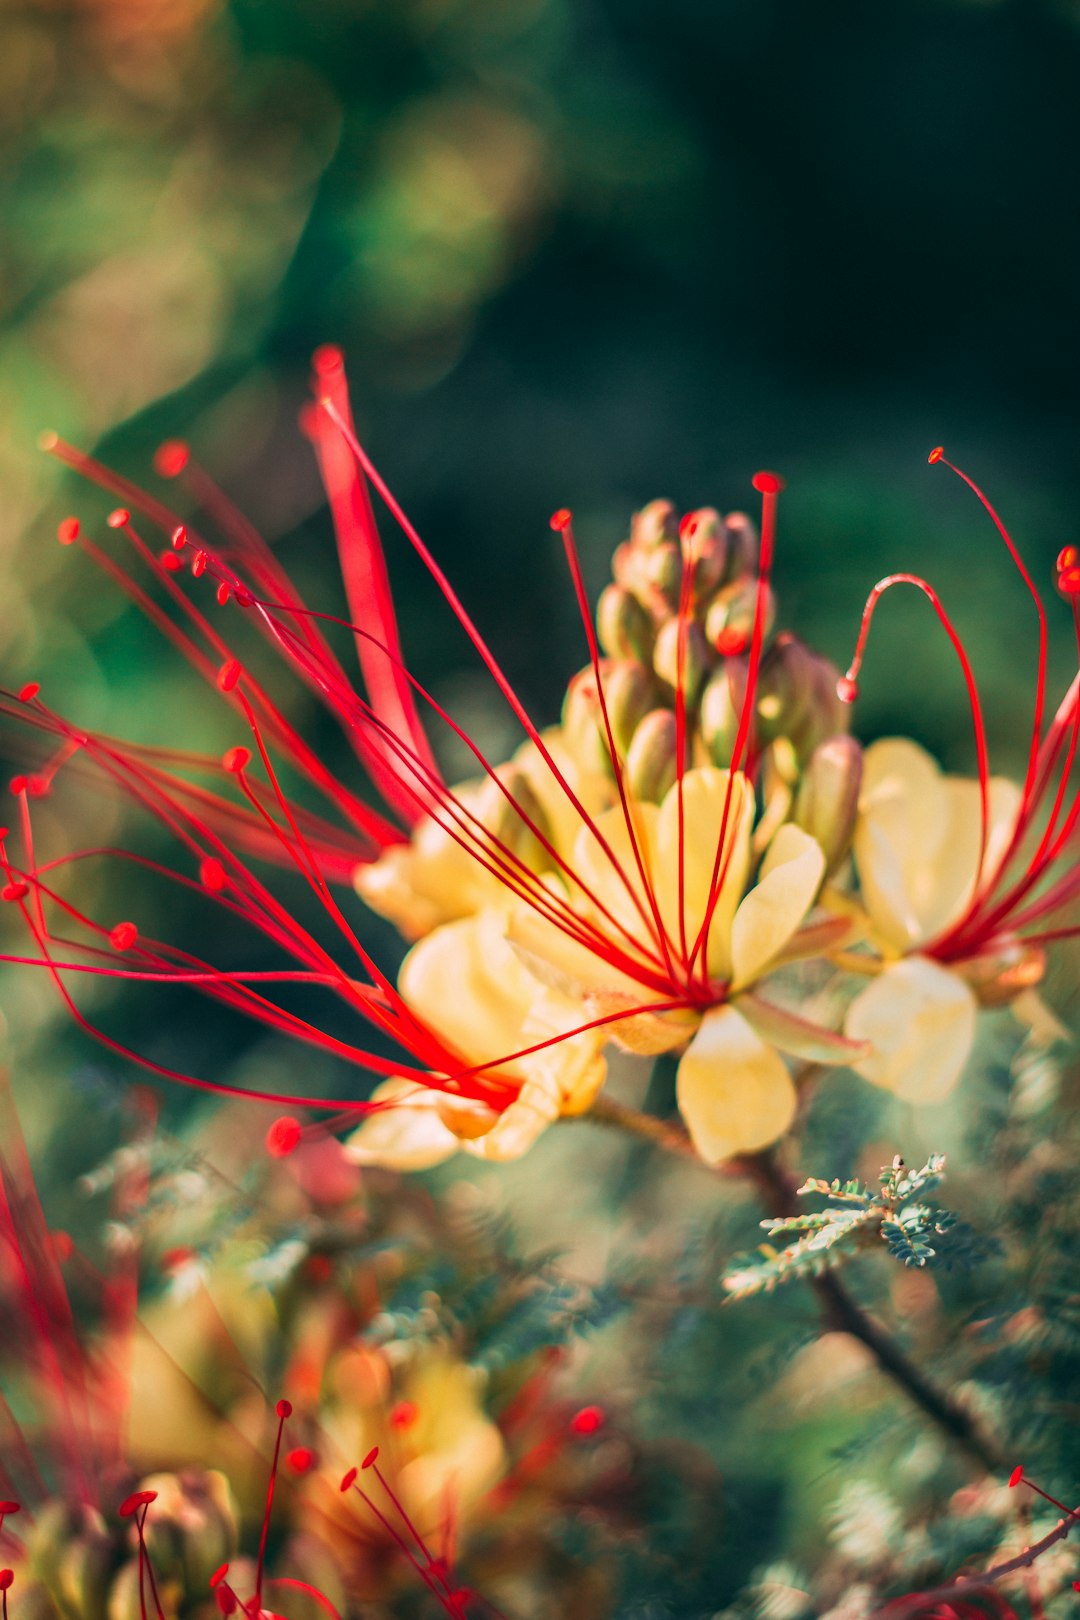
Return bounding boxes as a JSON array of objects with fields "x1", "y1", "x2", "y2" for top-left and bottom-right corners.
[
  {"x1": 630, "y1": 498, "x2": 678, "y2": 550},
  {"x1": 640, "y1": 541, "x2": 684, "y2": 615},
  {"x1": 29, "y1": 1502, "x2": 114, "y2": 1620},
  {"x1": 699, "y1": 660, "x2": 746, "y2": 768},
  {"x1": 704, "y1": 577, "x2": 775, "y2": 657},
  {"x1": 605, "y1": 660, "x2": 658, "y2": 754},
  {"x1": 755, "y1": 634, "x2": 845, "y2": 759},
  {"x1": 626, "y1": 709, "x2": 680, "y2": 802},
  {"x1": 652, "y1": 617, "x2": 712, "y2": 709},
  {"x1": 793, "y1": 735, "x2": 864, "y2": 876},
  {"x1": 107, "y1": 1561, "x2": 181, "y2": 1620},
  {"x1": 723, "y1": 511, "x2": 759, "y2": 577},
  {"x1": 137, "y1": 1471, "x2": 237, "y2": 1593},
  {"x1": 562, "y1": 664, "x2": 617, "y2": 776},
  {"x1": 597, "y1": 583, "x2": 654, "y2": 661},
  {"x1": 679, "y1": 507, "x2": 729, "y2": 597},
  {"x1": 478, "y1": 765, "x2": 553, "y2": 872}
]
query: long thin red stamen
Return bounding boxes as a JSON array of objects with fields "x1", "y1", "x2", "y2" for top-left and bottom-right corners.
[
  {"x1": 689, "y1": 473, "x2": 781, "y2": 980},
  {"x1": 552, "y1": 510, "x2": 677, "y2": 974},
  {"x1": 840, "y1": 569, "x2": 992, "y2": 917},
  {"x1": 321, "y1": 401, "x2": 671, "y2": 941}
]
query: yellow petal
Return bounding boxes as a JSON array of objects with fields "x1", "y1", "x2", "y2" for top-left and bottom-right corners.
[
  {"x1": 729, "y1": 823, "x2": 825, "y2": 990},
  {"x1": 463, "y1": 1074, "x2": 561, "y2": 1161},
  {"x1": 345, "y1": 1079, "x2": 461, "y2": 1170},
  {"x1": 354, "y1": 782, "x2": 506, "y2": 940},
  {"x1": 399, "y1": 911, "x2": 539, "y2": 1075},
  {"x1": 571, "y1": 799, "x2": 662, "y2": 944},
  {"x1": 854, "y1": 738, "x2": 1021, "y2": 949},
  {"x1": 845, "y1": 955, "x2": 977, "y2": 1103},
  {"x1": 675, "y1": 1004, "x2": 797, "y2": 1163},
  {"x1": 655, "y1": 768, "x2": 755, "y2": 978}
]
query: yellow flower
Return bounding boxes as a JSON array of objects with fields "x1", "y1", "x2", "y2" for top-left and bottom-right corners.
[
  {"x1": 844, "y1": 737, "x2": 1022, "y2": 1103},
  {"x1": 346, "y1": 909, "x2": 608, "y2": 1166},
  {"x1": 349, "y1": 763, "x2": 846, "y2": 1170}
]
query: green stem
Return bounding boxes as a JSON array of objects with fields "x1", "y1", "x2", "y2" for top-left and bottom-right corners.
[{"x1": 587, "y1": 1094, "x2": 1005, "y2": 1474}]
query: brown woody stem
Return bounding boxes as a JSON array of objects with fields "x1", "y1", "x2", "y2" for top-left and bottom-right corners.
[{"x1": 587, "y1": 1093, "x2": 1005, "y2": 1474}]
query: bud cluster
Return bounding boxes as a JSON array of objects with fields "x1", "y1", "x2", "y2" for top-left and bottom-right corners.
[
  {"x1": 560, "y1": 497, "x2": 863, "y2": 866},
  {"x1": 12, "y1": 1472, "x2": 237, "y2": 1620}
]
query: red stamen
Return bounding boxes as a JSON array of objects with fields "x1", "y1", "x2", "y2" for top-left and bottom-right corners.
[
  {"x1": 266, "y1": 1116, "x2": 302, "y2": 1158},
  {"x1": 154, "y1": 440, "x2": 190, "y2": 479}
]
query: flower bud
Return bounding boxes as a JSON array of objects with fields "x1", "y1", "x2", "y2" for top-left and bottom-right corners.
[
  {"x1": 605, "y1": 660, "x2": 658, "y2": 754},
  {"x1": 477, "y1": 765, "x2": 553, "y2": 873},
  {"x1": 137, "y1": 1471, "x2": 237, "y2": 1592},
  {"x1": 630, "y1": 498, "x2": 678, "y2": 551},
  {"x1": 562, "y1": 664, "x2": 617, "y2": 776},
  {"x1": 755, "y1": 634, "x2": 845, "y2": 759},
  {"x1": 29, "y1": 1502, "x2": 113, "y2": 1620},
  {"x1": 699, "y1": 660, "x2": 748, "y2": 768},
  {"x1": 679, "y1": 508, "x2": 729, "y2": 596},
  {"x1": 596, "y1": 584, "x2": 654, "y2": 662},
  {"x1": 723, "y1": 511, "x2": 759, "y2": 577},
  {"x1": 704, "y1": 577, "x2": 775, "y2": 657},
  {"x1": 626, "y1": 710, "x2": 680, "y2": 803},
  {"x1": 792, "y1": 735, "x2": 863, "y2": 876},
  {"x1": 640, "y1": 541, "x2": 684, "y2": 615},
  {"x1": 652, "y1": 618, "x2": 712, "y2": 709}
]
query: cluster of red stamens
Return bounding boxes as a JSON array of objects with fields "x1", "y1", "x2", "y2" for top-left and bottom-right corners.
[
  {"x1": 0, "y1": 349, "x2": 796, "y2": 1121},
  {"x1": 839, "y1": 447, "x2": 1080, "y2": 969}
]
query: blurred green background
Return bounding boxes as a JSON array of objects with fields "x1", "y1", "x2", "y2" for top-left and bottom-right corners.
[{"x1": 5, "y1": 0, "x2": 1080, "y2": 1105}]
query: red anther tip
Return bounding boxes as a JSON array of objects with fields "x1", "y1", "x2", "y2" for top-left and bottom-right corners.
[
  {"x1": 679, "y1": 513, "x2": 699, "y2": 540},
  {"x1": 276, "y1": 1398, "x2": 293, "y2": 1420},
  {"x1": 928, "y1": 446, "x2": 945, "y2": 465},
  {"x1": 191, "y1": 550, "x2": 208, "y2": 578},
  {"x1": 154, "y1": 440, "x2": 190, "y2": 479},
  {"x1": 51, "y1": 1230, "x2": 73, "y2": 1262},
  {"x1": 2, "y1": 883, "x2": 29, "y2": 903},
  {"x1": 714, "y1": 628, "x2": 750, "y2": 657},
  {"x1": 312, "y1": 343, "x2": 345, "y2": 376},
  {"x1": 161, "y1": 1245, "x2": 196, "y2": 1272},
  {"x1": 340, "y1": 1467, "x2": 358, "y2": 1492},
  {"x1": 549, "y1": 507, "x2": 572, "y2": 532},
  {"x1": 233, "y1": 585, "x2": 254, "y2": 607},
  {"x1": 1073, "y1": 1581, "x2": 1080, "y2": 1593},
  {"x1": 9, "y1": 775, "x2": 26, "y2": 795},
  {"x1": 109, "y1": 921, "x2": 138, "y2": 951},
  {"x1": 160, "y1": 551, "x2": 182, "y2": 571},
  {"x1": 209, "y1": 1564, "x2": 229, "y2": 1588},
  {"x1": 266, "y1": 1115, "x2": 302, "y2": 1158},
  {"x1": 38, "y1": 430, "x2": 59, "y2": 452},
  {"x1": 751, "y1": 471, "x2": 784, "y2": 495},
  {"x1": 361, "y1": 1446, "x2": 379, "y2": 1470},
  {"x1": 171, "y1": 525, "x2": 188, "y2": 550},
  {"x1": 222, "y1": 746, "x2": 250, "y2": 774},
  {"x1": 18, "y1": 682, "x2": 40, "y2": 703},
  {"x1": 569, "y1": 1404, "x2": 605, "y2": 1435},
  {"x1": 216, "y1": 583, "x2": 231, "y2": 606},
  {"x1": 106, "y1": 507, "x2": 130, "y2": 530},
  {"x1": 217, "y1": 659, "x2": 242, "y2": 693},
  {"x1": 0, "y1": 1502, "x2": 20, "y2": 1516},
  {"x1": 1058, "y1": 566, "x2": 1080, "y2": 595},
  {"x1": 118, "y1": 1488, "x2": 158, "y2": 1517},
  {"x1": 199, "y1": 857, "x2": 227, "y2": 892},
  {"x1": 836, "y1": 674, "x2": 858, "y2": 704},
  {"x1": 286, "y1": 1446, "x2": 315, "y2": 1474},
  {"x1": 1008, "y1": 1464, "x2": 1024, "y2": 1488},
  {"x1": 57, "y1": 517, "x2": 80, "y2": 545},
  {"x1": 1057, "y1": 545, "x2": 1077, "y2": 571},
  {"x1": 0, "y1": 1572, "x2": 12, "y2": 1592},
  {"x1": 389, "y1": 1400, "x2": 418, "y2": 1430}
]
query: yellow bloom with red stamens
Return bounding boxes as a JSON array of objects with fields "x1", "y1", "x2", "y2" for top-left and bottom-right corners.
[{"x1": 843, "y1": 737, "x2": 1022, "y2": 1103}]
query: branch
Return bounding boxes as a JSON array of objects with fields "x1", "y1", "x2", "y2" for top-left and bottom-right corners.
[
  {"x1": 875, "y1": 1505, "x2": 1080, "y2": 1619},
  {"x1": 584, "y1": 1096, "x2": 1005, "y2": 1473}
]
